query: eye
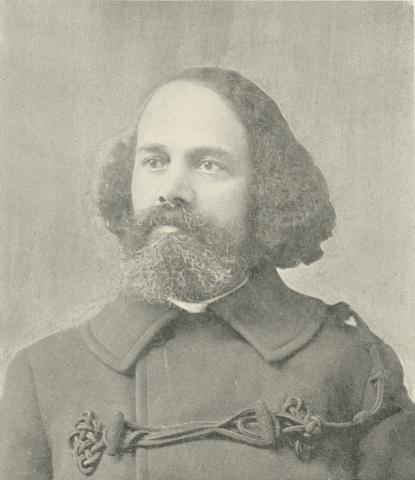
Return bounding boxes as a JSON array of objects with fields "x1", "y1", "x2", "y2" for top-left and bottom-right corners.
[
  {"x1": 143, "y1": 157, "x2": 169, "y2": 171},
  {"x1": 197, "y1": 160, "x2": 224, "y2": 173}
]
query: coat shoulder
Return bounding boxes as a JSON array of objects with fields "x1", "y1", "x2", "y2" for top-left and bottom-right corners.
[
  {"x1": 23, "y1": 325, "x2": 85, "y2": 364},
  {"x1": 13, "y1": 322, "x2": 104, "y2": 387},
  {"x1": 315, "y1": 301, "x2": 414, "y2": 414}
]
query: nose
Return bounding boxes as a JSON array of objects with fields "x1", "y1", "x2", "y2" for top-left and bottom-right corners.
[{"x1": 157, "y1": 166, "x2": 195, "y2": 207}]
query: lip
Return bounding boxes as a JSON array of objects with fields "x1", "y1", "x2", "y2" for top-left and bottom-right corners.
[
  {"x1": 149, "y1": 225, "x2": 179, "y2": 240},
  {"x1": 155, "y1": 225, "x2": 178, "y2": 234}
]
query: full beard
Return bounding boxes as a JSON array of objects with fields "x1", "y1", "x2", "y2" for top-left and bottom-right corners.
[{"x1": 119, "y1": 205, "x2": 252, "y2": 304}]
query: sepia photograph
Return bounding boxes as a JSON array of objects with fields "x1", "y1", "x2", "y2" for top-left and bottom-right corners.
[{"x1": 1, "y1": 1, "x2": 414, "y2": 479}]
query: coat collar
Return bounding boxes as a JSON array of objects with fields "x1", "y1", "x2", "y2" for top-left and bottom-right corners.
[{"x1": 80, "y1": 265, "x2": 328, "y2": 373}]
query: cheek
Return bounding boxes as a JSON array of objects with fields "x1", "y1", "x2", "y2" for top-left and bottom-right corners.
[
  {"x1": 197, "y1": 181, "x2": 250, "y2": 230},
  {"x1": 131, "y1": 173, "x2": 156, "y2": 211}
]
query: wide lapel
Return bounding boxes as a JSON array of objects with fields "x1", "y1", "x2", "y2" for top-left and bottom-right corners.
[
  {"x1": 80, "y1": 265, "x2": 329, "y2": 372},
  {"x1": 80, "y1": 295, "x2": 179, "y2": 373},
  {"x1": 211, "y1": 265, "x2": 328, "y2": 362}
]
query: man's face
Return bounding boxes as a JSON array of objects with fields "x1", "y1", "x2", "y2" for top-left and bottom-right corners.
[
  {"x1": 131, "y1": 81, "x2": 251, "y2": 241},
  {"x1": 121, "y1": 81, "x2": 253, "y2": 303}
]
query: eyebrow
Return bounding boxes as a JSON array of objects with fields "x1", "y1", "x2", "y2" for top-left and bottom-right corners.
[
  {"x1": 136, "y1": 143, "x2": 168, "y2": 155},
  {"x1": 137, "y1": 144, "x2": 234, "y2": 162},
  {"x1": 187, "y1": 146, "x2": 234, "y2": 163}
]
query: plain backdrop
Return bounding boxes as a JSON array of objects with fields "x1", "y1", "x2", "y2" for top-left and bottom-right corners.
[{"x1": 0, "y1": 1, "x2": 414, "y2": 393}]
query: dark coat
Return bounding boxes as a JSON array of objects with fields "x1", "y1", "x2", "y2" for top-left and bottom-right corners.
[{"x1": 1, "y1": 265, "x2": 414, "y2": 479}]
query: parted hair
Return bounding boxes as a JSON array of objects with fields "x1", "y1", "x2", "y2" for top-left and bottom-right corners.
[{"x1": 97, "y1": 67, "x2": 336, "y2": 268}]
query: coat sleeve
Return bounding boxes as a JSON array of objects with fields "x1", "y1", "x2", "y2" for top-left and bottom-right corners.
[
  {"x1": 0, "y1": 348, "x2": 53, "y2": 480},
  {"x1": 357, "y1": 340, "x2": 415, "y2": 480}
]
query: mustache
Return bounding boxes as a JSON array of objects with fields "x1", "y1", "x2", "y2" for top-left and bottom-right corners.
[
  {"x1": 123, "y1": 204, "x2": 254, "y2": 261},
  {"x1": 133, "y1": 205, "x2": 206, "y2": 236}
]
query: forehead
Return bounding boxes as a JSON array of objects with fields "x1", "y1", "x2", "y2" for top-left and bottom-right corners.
[{"x1": 136, "y1": 81, "x2": 249, "y2": 154}]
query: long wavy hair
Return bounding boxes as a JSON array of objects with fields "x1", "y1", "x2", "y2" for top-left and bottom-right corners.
[{"x1": 97, "y1": 67, "x2": 335, "y2": 268}]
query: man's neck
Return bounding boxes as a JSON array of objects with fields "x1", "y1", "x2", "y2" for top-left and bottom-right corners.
[{"x1": 167, "y1": 276, "x2": 249, "y2": 314}]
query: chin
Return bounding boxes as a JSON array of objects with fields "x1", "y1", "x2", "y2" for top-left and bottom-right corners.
[{"x1": 119, "y1": 232, "x2": 249, "y2": 303}]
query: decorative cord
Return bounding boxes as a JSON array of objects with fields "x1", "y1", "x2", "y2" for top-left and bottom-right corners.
[{"x1": 69, "y1": 397, "x2": 323, "y2": 476}]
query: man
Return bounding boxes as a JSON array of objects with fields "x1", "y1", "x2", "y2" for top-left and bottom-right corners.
[{"x1": 1, "y1": 67, "x2": 414, "y2": 479}]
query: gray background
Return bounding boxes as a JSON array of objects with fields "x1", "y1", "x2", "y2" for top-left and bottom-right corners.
[{"x1": 1, "y1": 1, "x2": 414, "y2": 393}]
